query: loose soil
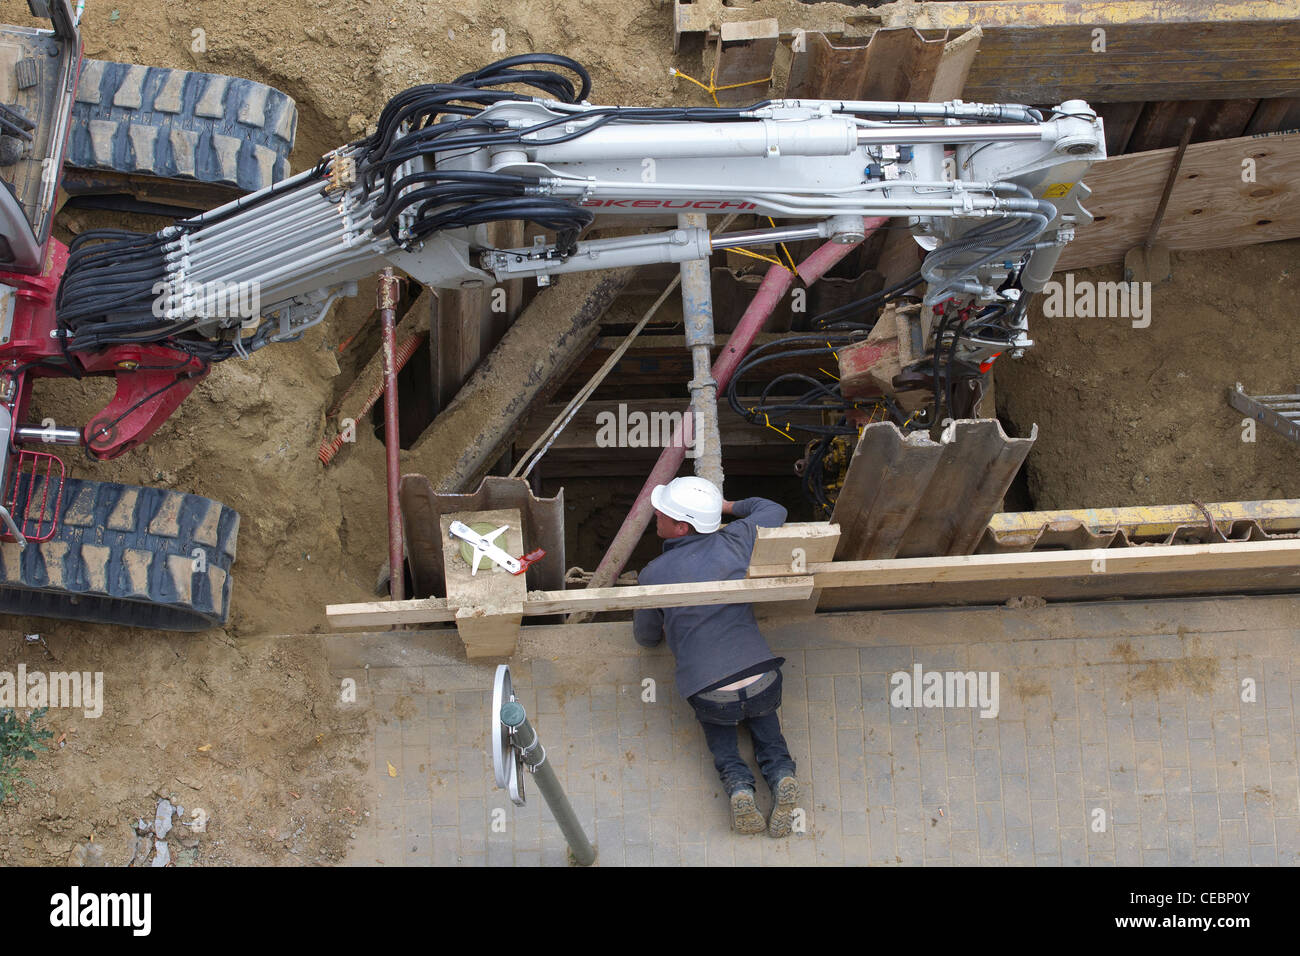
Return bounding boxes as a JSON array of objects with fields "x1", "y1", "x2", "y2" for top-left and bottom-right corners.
[{"x1": 998, "y1": 241, "x2": 1300, "y2": 510}]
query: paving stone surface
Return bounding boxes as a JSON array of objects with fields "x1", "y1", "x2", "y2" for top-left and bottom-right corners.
[{"x1": 329, "y1": 595, "x2": 1300, "y2": 866}]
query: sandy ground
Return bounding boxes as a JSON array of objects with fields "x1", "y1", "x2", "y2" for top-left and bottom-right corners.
[
  {"x1": 0, "y1": 0, "x2": 1295, "y2": 865},
  {"x1": 998, "y1": 240, "x2": 1300, "y2": 510}
]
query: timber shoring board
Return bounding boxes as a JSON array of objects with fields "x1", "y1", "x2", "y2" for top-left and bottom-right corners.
[
  {"x1": 404, "y1": 268, "x2": 635, "y2": 493},
  {"x1": 767, "y1": 539, "x2": 1300, "y2": 612},
  {"x1": 1057, "y1": 130, "x2": 1300, "y2": 271},
  {"x1": 326, "y1": 537, "x2": 1300, "y2": 628},
  {"x1": 1124, "y1": 99, "x2": 1259, "y2": 154},
  {"x1": 327, "y1": 576, "x2": 816, "y2": 629},
  {"x1": 956, "y1": 20, "x2": 1300, "y2": 104},
  {"x1": 751, "y1": 540, "x2": 1300, "y2": 588},
  {"x1": 677, "y1": 2, "x2": 1300, "y2": 102},
  {"x1": 512, "y1": 398, "x2": 820, "y2": 455},
  {"x1": 440, "y1": 508, "x2": 526, "y2": 659}
]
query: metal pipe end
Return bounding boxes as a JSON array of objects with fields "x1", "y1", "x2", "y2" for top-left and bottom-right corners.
[{"x1": 501, "y1": 701, "x2": 526, "y2": 727}]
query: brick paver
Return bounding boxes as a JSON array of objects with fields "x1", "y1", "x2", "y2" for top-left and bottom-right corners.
[{"x1": 331, "y1": 594, "x2": 1300, "y2": 866}]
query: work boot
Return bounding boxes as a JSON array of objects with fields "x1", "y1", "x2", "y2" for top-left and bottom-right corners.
[
  {"x1": 729, "y1": 789, "x2": 765, "y2": 834},
  {"x1": 767, "y1": 776, "x2": 800, "y2": 838}
]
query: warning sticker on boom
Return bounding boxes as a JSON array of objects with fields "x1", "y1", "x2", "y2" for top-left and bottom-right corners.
[{"x1": 1042, "y1": 183, "x2": 1074, "y2": 199}]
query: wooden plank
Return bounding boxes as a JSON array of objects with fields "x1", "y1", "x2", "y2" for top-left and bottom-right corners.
[
  {"x1": 512, "y1": 398, "x2": 820, "y2": 454},
  {"x1": 750, "y1": 539, "x2": 1300, "y2": 588},
  {"x1": 328, "y1": 597, "x2": 455, "y2": 628},
  {"x1": 454, "y1": 602, "x2": 523, "y2": 659},
  {"x1": 815, "y1": 566, "x2": 1300, "y2": 611},
  {"x1": 524, "y1": 576, "x2": 814, "y2": 615},
  {"x1": 751, "y1": 522, "x2": 841, "y2": 567},
  {"x1": 750, "y1": 522, "x2": 841, "y2": 616},
  {"x1": 1246, "y1": 96, "x2": 1300, "y2": 135},
  {"x1": 1058, "y1": 130, "x2": 1300, "y2": 271},
  {"x1": 1126, "y1": 99, "x2": 1258, "y2": 153},
  {"x1": 483, "y1": 220, "x2": 526, "y2": 356},
  {"x1": 1095, "y1": 101, "x2": 1145, "y2": 156},
  {"x1": 879, "y1": 0, "x2": 1300, "y2": 30},
  {"x1": 328, "y1": 535, "x2": 1300, "y2": 627},
  {"x1": 876, "y1": 2, "x2": 1300, "y2": 103},
  {"x1": 441, "y1": 508, "x2": 526, "y2": 658},
  {"x1": 431, "y1": 286, "x2": 486, "y2": 411},
  {"x1": 673, "y1": 0, "x2": 852, "y2": 52},
  {"x1": 327, "y1": 575, "x2": 815, "y2": 628}
]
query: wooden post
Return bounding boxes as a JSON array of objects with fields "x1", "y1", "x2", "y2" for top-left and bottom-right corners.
[{"x1": 440, "y1": 508, "x2": 527, "y2": 658}]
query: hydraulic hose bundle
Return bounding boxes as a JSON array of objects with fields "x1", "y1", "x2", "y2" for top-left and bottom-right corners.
[
  {"x1": 53, "y1": 54, "x2": 766, "y2": 357},
  {"x1": 51, "y1": 53, "x2": 1096, "y2": 373}
]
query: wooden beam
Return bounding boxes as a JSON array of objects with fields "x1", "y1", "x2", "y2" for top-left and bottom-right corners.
[
  {"x1": 751, "y1": 522, "x2": 842, "y2": 616},
  {"x1": 1247, "y1": 97, "x2": 1300, "y2": 136},
  {"x1": 513, "y1": 398, "x2": 820, "y2": 455},
  {"x1": 878, "y1": 1, "x2": 1300, "y2": 103},
  {"x1": 1125, "y1": 99, "x2": 1259, "y2": 154},
  {"x1": 404, "y1": 269, "x2": 635, "y2": 492},
  {"x1": 751, "y1": 522, "x2": 841, "y2": 567},
  {"x1": 681, "y1": 1, "x2": 1300, "y2": 102},
  {"x1": 750, "y1": 539, "x2": 1300, "y2": 588},
  {"x1": 327, "y1": 537, "x2": 1300, "y2": 627},
  {"x1": 327, "y1": 575, "x2": 815, "y2": 629},
  {"x1": 1059, "y1": 130, "x2": 1300, "y2": 270},
  {"x1": 441, "y1": 508, "x2": 527, "y2": 658},
  {"x1": 328, "y1": 596, "x2": 456, "y2": 628},
  {"x1": 524, "y1": 577, "x2": 814, "y2": 615},
  {"x1": 431, "y1": 286, "x2": 486, "y2": 411}
]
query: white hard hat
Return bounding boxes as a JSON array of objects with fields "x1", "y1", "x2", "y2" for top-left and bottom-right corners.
[{"x1": 651, "y1": 476, "x2": 723, "y2": 534}]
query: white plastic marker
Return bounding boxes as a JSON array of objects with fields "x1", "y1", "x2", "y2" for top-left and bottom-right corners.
[{"x1": 448, "y1": 521, "x2": 546, "y2": 576}]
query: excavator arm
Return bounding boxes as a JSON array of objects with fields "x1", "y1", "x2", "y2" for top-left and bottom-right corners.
[{"x1": 48, "y1": 54, "x2": 1103, "y2": 458}]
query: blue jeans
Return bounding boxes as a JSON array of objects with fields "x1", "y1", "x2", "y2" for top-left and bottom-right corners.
[{"x1": 689, "y1": 670, "x2": 796, "y2": 796}]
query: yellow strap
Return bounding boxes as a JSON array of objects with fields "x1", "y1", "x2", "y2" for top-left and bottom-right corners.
[
  {"x1": 729, "y1": 246, "x2": 785, "y2": 269},
  {"x1": 768, "y1": 217, "x2": 800, "y2": 278},
  {"x1": 670, "y1": 64, "x2": 772, "y2": 108}
]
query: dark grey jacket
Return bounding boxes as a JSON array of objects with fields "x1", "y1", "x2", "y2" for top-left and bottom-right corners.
[{"x1": 633, "y1": 497, "x2": 788, "y2": 698}]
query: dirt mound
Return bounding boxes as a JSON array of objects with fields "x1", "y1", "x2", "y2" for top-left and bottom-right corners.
[{"x1": 997, "y1": 240, "x2": 1300, "y2": 510}]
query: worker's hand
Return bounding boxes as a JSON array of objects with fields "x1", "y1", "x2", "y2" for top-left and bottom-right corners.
[{"x1": 720, "y1": 500, "x2": 735, "y2": 516}]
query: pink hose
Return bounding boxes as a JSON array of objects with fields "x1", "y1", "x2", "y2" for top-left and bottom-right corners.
[{"x1": 582, "y1": 217, "x2": 888, "y2": 595}]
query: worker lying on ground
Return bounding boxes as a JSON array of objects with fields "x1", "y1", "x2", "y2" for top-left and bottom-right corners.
[{"x1": 633, "y1": 476, "x2": 799, "y2": 836}]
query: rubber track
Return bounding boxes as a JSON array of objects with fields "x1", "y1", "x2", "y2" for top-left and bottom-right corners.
[
  {"x1": 67, "y1": 59, "x2": 297, "y2": 192},
  {"x1": 0, "y1": 477, "x2": 239, "y2": 631}
]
